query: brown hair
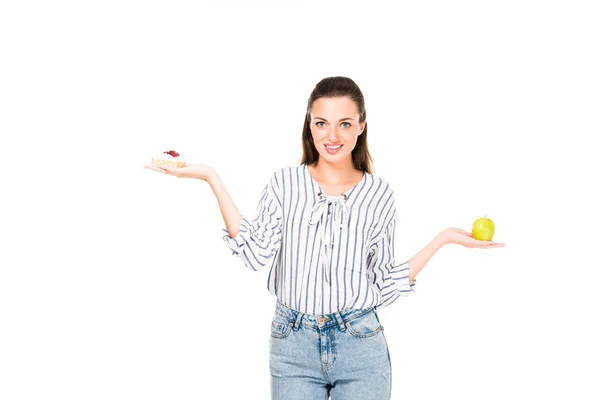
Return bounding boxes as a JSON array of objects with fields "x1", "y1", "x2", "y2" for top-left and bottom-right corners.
[{"x1": 300, "y1": 76, "x2": 373, "y2": 175}]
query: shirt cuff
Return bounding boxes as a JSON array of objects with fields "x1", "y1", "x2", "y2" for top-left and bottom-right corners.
[
  {"x1": 391, "y1": 261, "x2": 416, "y2": 296},
  {"x1": 221, "y1": 216, "x2": 252, "y2": 256}
]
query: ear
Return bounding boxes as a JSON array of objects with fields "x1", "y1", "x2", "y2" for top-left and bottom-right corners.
[{"x1": 359, "y1": 121, "x2": 366, "y2": 135}]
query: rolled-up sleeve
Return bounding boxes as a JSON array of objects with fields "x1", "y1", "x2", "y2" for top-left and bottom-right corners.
[
  {"x1": 221, "y1": 173, "x2": 283, "y2": 271},
  {"x1": 369, "y1": 208, "x2": 416, "y2": 310}
]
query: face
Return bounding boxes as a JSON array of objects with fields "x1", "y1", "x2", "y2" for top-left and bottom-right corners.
[{"x1": 309, "y1": 96, "x2": 365, "y2": 164}]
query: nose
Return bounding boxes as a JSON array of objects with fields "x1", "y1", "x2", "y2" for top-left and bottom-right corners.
[{"x1": 327, "y1": 126, "x2": 341, "y2": 141}]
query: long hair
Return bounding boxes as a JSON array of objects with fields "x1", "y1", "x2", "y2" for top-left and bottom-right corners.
[{"x1": 300, "y1": 76, "x2": 373, "y2": 175}]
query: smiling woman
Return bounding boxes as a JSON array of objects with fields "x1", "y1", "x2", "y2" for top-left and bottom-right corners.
[
  {"x1": 301, "y1": 77, "x2": 372, "y2": 179},
  {"x1": 143, "y1": 76, "x2": 505, "y2": 400},
  {"x1": 309, "y1": 97, "x2": 363, "y2": 161}
]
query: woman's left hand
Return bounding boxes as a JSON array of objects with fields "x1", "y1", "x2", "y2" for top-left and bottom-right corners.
[{"x1": 440, "y1": 227, "x2": 505, "y2": 249}]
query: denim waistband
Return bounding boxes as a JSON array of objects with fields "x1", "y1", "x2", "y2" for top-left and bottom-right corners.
[{"x1": 275, "y1": 300, "x2": 376, "y2": 331}]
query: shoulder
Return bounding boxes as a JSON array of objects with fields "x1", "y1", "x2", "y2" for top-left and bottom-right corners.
[
  {"x1": 268, "y1": 165, "x2": 306, "y2": 186},
  {"x1": 268, "y1": 166, "x2": 294, "y2": 184},
  {"x1": 365, "y1": 174, "x2": 398, "y2": 226},
  {"x1": 366, "y1": 173, "x2": 395, "y2": 198},
  {"x1": 264, "y1": 166, "x2": 304, "y2": 196},
  {"x1": 272, "y1": 165, "x2": 298, "y2": 177}
]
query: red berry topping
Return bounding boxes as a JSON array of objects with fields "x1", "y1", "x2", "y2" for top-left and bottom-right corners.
[{"x1": 163, "y1": 150, "x2": 180, "y2": 157}]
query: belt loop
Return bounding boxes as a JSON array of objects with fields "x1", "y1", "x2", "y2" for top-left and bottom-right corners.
[
  {"x1": 293, "y1": 311, "x2": 304, "y2": 331},
  {"x1": 334, "y1": 311, "x2": 346, "y2": 331}
]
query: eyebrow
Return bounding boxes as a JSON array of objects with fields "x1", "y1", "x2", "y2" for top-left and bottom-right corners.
[{"x1": 313, "y1": 117, "x2": 354, "y2": 122}]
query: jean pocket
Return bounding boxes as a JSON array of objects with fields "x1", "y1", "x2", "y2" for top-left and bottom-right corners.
[
  {"x1": 270, "y1": 315, "x2": 293, "y2": 339},
  {"x1": 344, "y1": 310, "x2": 383, "y2": 338}
]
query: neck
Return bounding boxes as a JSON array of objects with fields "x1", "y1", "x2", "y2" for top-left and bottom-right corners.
[{"x1": 311, "y1": 159, "x2": 360, "y2": 184}]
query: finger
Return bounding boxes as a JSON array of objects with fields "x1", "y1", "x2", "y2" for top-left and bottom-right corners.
[
  {"x1": 162, "y1": 166, "x2": 185, "y2": 177},
  {"x1": 144, "y1": 165, "x2": 168, "y2": 174},
  {"x1": 470, "y1": 240, "x2": 494, "y2": 248},
  {"x1": 481, "y1": 243, "x2": 505, "y2": 248},
  {"x1": 456, "y1": 228, "x2": 471, "y2": 236},
  {"x1": 472, "y1": 237, "x2": 496, "y2": 244}
]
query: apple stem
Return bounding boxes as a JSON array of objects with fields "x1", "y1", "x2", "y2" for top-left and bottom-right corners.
[{"x1": 484, "y1": 214, "x2": 487, "y2": 218}]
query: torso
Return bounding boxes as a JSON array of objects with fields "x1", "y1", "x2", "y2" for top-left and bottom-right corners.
[
  {"x1": 257, "y1": 166, "x2": 397, "y2": 314},
  {"x1": 307, "y1": 164, "x2": 365, "y2": 197}
]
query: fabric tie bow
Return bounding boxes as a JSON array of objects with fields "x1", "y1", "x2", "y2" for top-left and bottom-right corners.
[{"x1": 308, "y1": 193, "x2": 350, "y2": 283}]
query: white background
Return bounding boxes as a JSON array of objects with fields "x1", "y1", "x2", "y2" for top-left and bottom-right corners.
[{"x1": 1, "y1": 1, "x2": 599, "y2": 399}]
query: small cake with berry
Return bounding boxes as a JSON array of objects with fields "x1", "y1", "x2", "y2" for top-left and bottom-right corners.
[{"x1": 151, "y1": 150, "x2": 186, "y2": 168}]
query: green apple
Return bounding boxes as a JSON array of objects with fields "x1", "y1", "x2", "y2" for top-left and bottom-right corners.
[{"x1": 472, "y1": 216, "x2": 495, "y2": 241}]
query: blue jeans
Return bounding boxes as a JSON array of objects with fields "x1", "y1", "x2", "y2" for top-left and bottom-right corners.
[{"x1": 269, "y1": 300, "x2": 392, "y2": 400}]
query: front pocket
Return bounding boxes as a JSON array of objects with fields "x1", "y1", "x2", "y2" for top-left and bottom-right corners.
[
  {"x1": 345, "y1": 311, "x2": 383, "y2": 338},
  {"x1": 270, "y1": 319, "x2": 293, "y2": 339}
]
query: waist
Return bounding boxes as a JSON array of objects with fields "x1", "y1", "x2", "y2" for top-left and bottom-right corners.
[{"x1": 275, "y1": 300, "x2": 376, "y2": 330}]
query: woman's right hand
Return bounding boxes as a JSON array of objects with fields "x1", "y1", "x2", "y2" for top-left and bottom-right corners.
[{"x1": 143, "y1": 163, "x2": 216, "y2": 182}]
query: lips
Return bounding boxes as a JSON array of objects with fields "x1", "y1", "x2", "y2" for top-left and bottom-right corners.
[{"x1": 324, "y1": 144, "x2": 342, "y2": 154}]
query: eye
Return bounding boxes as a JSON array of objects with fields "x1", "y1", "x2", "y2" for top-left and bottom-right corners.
[
  {"x1": 341, "y1": 122, "x2": 351, "y2": 128},
  {"x1": 315, "y1": 121, "x2": 326, "y2": 127}
]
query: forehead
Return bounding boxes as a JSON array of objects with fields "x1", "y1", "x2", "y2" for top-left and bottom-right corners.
[{"x1": 311, "y1": 96, "x2": 359, "y2": 119}]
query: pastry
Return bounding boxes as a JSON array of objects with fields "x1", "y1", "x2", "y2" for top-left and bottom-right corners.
[{"x1": 151, "y1": 150, "x2": 186, "y2": 168}]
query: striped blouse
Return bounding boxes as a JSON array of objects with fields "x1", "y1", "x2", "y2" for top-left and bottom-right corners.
[{"x1": 221, "y1": 163, "x2": 416, "y2": 315}]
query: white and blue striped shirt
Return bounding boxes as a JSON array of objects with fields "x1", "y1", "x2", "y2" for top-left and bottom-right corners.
[{"x1": 222, "y1": 163, "x2": 416, "y2": 315}]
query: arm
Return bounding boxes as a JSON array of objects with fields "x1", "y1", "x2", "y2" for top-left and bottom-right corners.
[
  {"x1": 406, "y1": 231, "x2": 447, "y2": 282},
  {"x1": 207, "y1": 170, "x2": 243, "y2": 238},
  {"x1": 211, "y1": 169, "x2": 284, "y2": 271},
  {"x1": 144, "y1": 163, "x2": 286, "y2": 271},
  {"x1": 144, "y1": 162, "x2": 244, "y2": 238},
  {"x1": 406, "y1": 227, "x2": 505, "y2": 281}
]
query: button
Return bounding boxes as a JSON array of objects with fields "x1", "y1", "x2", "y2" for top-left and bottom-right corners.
[{"x1": 318, "y1": 317, "x2": 325, "y2": 324}]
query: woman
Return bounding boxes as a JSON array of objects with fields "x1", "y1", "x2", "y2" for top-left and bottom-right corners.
[{"x1": 144, "y1": 76, "x2": 505, "y2": 399}]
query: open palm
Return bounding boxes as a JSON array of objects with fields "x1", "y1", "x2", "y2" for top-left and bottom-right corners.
[
  {"x1": 143, "y1": 163, "x2": 214, "y2": 181},
  {"x1": 442, "y1": 227, "x2": 505, "y2": 249}
]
